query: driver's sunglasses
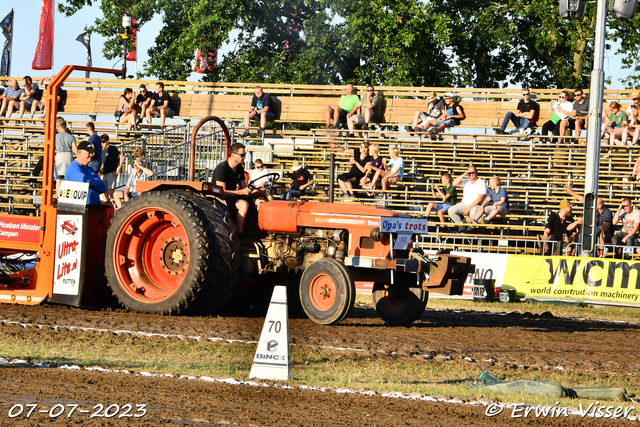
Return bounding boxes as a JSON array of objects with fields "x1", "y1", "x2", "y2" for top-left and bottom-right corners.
[{"x1": 234, "y1": 152, "x2": 246, "y2": 157}]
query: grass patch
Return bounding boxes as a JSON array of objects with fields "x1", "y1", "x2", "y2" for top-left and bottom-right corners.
[{"x1": 0, "y1": 324, "x2": 636, "y2": 409}]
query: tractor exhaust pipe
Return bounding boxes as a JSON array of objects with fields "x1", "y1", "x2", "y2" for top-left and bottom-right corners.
[{"x1": 329, "y1": 153, "x2": 335, "y2": 203}]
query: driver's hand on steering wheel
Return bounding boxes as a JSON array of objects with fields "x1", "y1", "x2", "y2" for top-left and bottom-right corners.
[{"x1": 239, "y1": 187, "x2": 252, "y2": 196}]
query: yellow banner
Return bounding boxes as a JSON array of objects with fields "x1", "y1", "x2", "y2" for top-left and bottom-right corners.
[{"x1": 503, "y1": 255, "x2": 640, "y2": 304}]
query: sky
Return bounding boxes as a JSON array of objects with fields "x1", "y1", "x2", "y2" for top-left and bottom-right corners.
[{"x1": 1, "y1": 1, "x2": 631, "y2": 88}]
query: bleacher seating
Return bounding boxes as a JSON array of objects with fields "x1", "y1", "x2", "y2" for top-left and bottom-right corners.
[{"x1": 1, "y1": 77, "x2": 639, "y2": 255}]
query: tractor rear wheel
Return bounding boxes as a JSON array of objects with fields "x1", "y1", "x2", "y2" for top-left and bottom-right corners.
[
  {"x1": 373, "y1": 277, "x2": 428, "y2": 325},
  {"x1": 177, "y1": 193, "x2": 240, "y2": 312},
  {"x1": 299, "y1": 258, "x2": 355, "y2": 325},
  {"x1": 106, "y1": 191, "x2": 215, "y2": 314}
]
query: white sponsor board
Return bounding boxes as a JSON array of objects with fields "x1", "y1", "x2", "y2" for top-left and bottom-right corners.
[
  {"x1": 379, "y1": 217, "x2": 429, "y2": 234},
  {"x1": 249, "y1": 286, "x2": 291, "y2": 381},
  {"x1": 52, "y1": 214, "x2": 84, "y2": 296},
  {"x1": 58, "y1": 181, "x2": 89, "y2": 207}
]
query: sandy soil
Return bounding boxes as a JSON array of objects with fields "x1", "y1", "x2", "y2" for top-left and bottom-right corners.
[{"x1": 0, "y1": 302, "x2": 637, "y2": 426}]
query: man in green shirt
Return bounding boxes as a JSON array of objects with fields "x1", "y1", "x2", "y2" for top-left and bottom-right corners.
[{"x1": 325, "y1": 84, "x2": 361, "y2": 129}]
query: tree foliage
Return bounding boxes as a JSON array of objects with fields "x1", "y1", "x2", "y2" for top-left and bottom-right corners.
[{"x1": 60, "y1": 0, "x2": 640, "y2": 88}]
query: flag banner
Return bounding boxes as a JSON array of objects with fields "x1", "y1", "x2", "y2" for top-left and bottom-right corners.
[
  {"x1": 125, "y1": 18, "x2": 136, "y2": 61},
  {"x1": 0, "y1": 10, "x2": 13, "y2": 76},
  {"x1": 76, "y1": 32, "x2": 92, "y2": 78},
  {"x1": 32, "y1": 0, "x2": 54, "y2": 70},
  {"x1": 193, "y1": 48, "x2": 217, "y2": 73}
]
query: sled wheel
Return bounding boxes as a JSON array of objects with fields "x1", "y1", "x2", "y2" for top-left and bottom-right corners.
[
  {"x1": 373, "y1": 277, "x2": 428, "y2": 325},
  {"x1": 300, "y1": 258, "x2": 354, "y2": 325},
  {"x1": 105, "y1": 191, "x2": 210, "y2": 314}
]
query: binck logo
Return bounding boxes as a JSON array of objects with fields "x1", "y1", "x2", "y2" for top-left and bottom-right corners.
[{"x1": 267, "y1": 340, "x2": 278, "y2": 352}]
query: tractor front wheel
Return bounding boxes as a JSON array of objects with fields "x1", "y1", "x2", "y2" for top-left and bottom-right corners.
[
  {"x1": 373, "y1": 277, "x2": 428, "y2": 325},
  {"x1": 299, "y1": 258, "x2": 355, "y2": 325}
]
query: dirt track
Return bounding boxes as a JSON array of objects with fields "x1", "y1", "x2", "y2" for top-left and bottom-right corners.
[{"x1": 0, "y1": 302, "x2": 637, "y2": 426}]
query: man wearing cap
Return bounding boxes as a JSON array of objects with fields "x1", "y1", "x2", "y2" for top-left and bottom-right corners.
[
  {"x1": 408, "y1": 92, "x2": 443, "y2": 134},
  {"x1": 496, "y1": 89, "x2": 539, "y2": 135},
  {"x1": 64, "y1": 141, "x2": 107, "y2": 205},
  {"x1": 611, "y1": 198, "x2": 640, "y2": 255},
  {"x1": 539, "y1": 199, "x2": 581, "y2": 255},
  {"x1": 422, "y1": 92, "x2": 464, "y2": 135},
  {"x1": 280, "y1": 161, "x2": 314, "y2": 201}
]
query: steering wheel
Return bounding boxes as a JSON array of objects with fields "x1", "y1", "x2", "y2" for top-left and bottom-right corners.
[{"x1": 248, "y1": 172, "x2": 281, "y2": 198}]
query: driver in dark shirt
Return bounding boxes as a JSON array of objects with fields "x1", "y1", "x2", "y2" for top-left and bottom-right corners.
[{"x1": 213, "y1": 143, "x2": 257, "y2": 233}]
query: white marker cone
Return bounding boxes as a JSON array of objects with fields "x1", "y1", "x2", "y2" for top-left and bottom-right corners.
[{"x1": 249, "y1": 285, "x2": 291, "y2": 381}]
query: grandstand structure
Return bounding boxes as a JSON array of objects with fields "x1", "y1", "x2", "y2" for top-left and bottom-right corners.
[{"x1": 1, "y1": 77, "x2": 638, "y2": 257}]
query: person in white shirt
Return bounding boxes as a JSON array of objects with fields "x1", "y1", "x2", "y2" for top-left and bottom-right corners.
[
  {"x1": 249, "y1": 159, "x2": 270, "y2": 190},
  {"x1": 448, "y1": 165, "x2": 488, "y2": 224},
  {"x1": 540, "y1": 90, "x2": 573, "y2": 139}
]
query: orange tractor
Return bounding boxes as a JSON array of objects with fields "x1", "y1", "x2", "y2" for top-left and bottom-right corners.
[{"x1": 0, "y1": 66, "x2": 472, "y2": 325}]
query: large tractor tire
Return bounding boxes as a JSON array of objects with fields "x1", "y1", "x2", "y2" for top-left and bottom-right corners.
[
  {"x1": 177, "y1": 192, "x2": 240, "y2": 311},
  {"x1": 299, "y1": 258, "x2": 355, "y2": 325},
  {"x1": 372, "y1": 275, "x2": 428, "y2": 325},
  {"x1": 105, "y1": 191, "x2": 233, "y2": 314}
]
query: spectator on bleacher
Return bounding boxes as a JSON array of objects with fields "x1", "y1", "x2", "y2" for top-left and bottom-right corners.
[
  {"x1": 541, "y1": 90, "x2": 573, "y2": 140},
  {"x1": 39, "y1": 77, "x2": 65, "y2": 113},
  {"x1": 85, "y1": 122, "x2": 102, "y2": 173},
  {"x1": 214, "y1": 142, "x2": 257, "y2": 234},
  {"x1": 448, "y1": 165, "x2": 487, "y2": 225},
  {"x1": 117, "y1": 88, "x2": 139, "y2": 132},
  {"x1": 424, "y1": 172, "x2": 457, "y2": 227},
  {"x1": 375, "y1": 146, "x2": 405, "y2": 193},
  {"x1": 422, "y1": 92, "x2": 464, "y2": 135},
  {"x1": 407, "y1": 92, "x2": 442, "y2": 134},
  {"x1": 561, "y1": 88, "x2": 589, "y2": 139},
  {"x1": 626, "y1": 91, "x2": 640, "y2": 117},
  {"x1": 539, "y1": 199, "x2": 581, "y2": 255},
  {"x1": 146, "y1": 82, "x2": 175, "y2": 130},
  {"x1": 113, "y1": 158, "x2": 154, "y2": 209},
  {"x1": 611, "y1": 197, "x2": 640, "y2": 256},
  {"x1": 249, "y1": 159, "x2": 271, "y2": 190},
  {"x1": 627, "y1": 104, "x2": 640, "y2": 146},
  {"x1": 18, "y1": 76, "x2": 42, "y2": 119},
  {"x1": 280, "y1": 161, "x2": 314, "y2": 201},
  {"x1": 602, "y1": 101, "x2": 628, "y2": 154},
  {"x1": 55, "y1": 119, "x2": 77, "y2": 181},
  {"x1": 133, "y1": 147, "x2": 152, "y2": 170},
  {"x1": 338, "y1": 141, "x2": 370, "y2": 199},
  {"x1": 241, "y1": 86, "x2": 276, "y2": 139},
  {"x1": 135, "y1": 84, "x2": 153, "y2": 125},
  {"x1": 347, "y1": 84, "x2": 381, "y2": 135},
  {"x1": 361, "y1": 143, "x2": 384, "y2": 196},
  {"x1": 473, "y1": 176, "x2": 510, "y2": 224},
  {"x1": 325, "y1": 84, "x2": 360, "y2": 129},
  {"x1": 495, "y1": 89, "x2": 539, "y2": 135},
  {"x1": 100, "y1": 134, "x2": 125, "y2": 204},
  {"x1": 0, "y1": 79, "x2": 21, "y2": 118},
  {"x1": 64, "y1": 141, "x2": 106, "y2": 205},
  {"x1": 564, "y1": 183, "x2": 613, "y2": 245}
]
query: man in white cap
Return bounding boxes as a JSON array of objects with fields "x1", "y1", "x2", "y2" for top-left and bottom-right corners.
[
  {"x1": 280, "y1": 161, "x2": 314, "y2": 201},
  {"x1": 64, "y1": 140, "x2": 107, "y2": 205}
]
